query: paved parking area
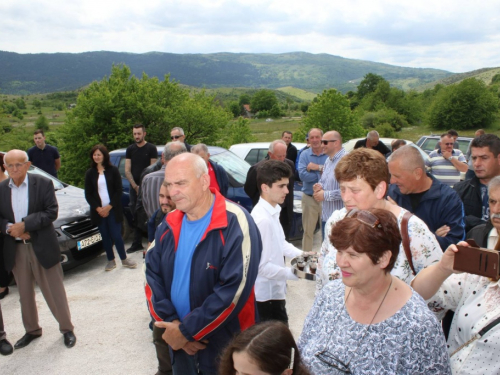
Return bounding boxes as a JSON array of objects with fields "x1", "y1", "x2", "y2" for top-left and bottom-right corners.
[{"x1": 0, "y1": 234, "x2": 319, "y2": 374}]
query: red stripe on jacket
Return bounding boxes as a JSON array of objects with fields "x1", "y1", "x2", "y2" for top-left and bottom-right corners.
[{"x1": 145, "y1": 283, "x2": 162, "y2": 322}]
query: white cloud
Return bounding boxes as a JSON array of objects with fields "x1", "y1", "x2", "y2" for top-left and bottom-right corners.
[{"x1": 0, "y1": 0, "x2": 499, "y2": 72}]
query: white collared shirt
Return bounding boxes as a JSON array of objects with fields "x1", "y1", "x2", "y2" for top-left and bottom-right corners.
[
  {"x1": 9, "y1": 174, "x2": 29, "y2": 223},
  {"x1": 487, "y1": 226, "x2": 498, "y2": 249},
  {"x1": 251, "y1": 197, "x2": 302, "y2": 301}
]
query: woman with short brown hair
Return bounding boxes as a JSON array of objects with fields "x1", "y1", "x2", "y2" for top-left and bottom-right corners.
[
  {"x1": 318, "y1": 148, "x2": 443, "y2": 289},
  {"x1": 298, "y1": 208, "x2": 451, "y2": 374}
]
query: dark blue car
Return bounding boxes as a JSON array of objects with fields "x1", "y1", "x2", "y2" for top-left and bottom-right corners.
[{"x1": 109, "y1": 145, "x2": 306, "y2": 241}]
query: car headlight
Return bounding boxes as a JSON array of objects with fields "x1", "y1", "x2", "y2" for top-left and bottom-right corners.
[{"x1": 293, "y1": 199, "x2": 302, "y2": 214}]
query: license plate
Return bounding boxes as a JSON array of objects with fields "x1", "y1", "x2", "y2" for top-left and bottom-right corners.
[{"x1": 77, "y1": 233, "x2": 102, "y2": 251}]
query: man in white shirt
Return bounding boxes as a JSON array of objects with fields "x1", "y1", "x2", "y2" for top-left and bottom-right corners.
[{"x1": 251, "y1": 160, "x2": 305, "y2": 325}]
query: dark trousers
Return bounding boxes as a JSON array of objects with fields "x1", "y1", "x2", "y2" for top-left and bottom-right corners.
[
  {"x1": 129, "y1": 188, "x2": 143, "y2": 247},
  {"x1": 172, "y1": 350, "x2": 216, "y2": 375},
  {"x1": 0, "y1": 243, "x2": 13, "y2": 288},
  {"x1": 98, "y1": 209, "x2": 127, "y2": 261},
  {"x1": 153, "y1": 325, "x2": 173, "y2": 375},
  {"x1": 0, "y1": 302, "x2": 6, "y2": 341},
  {"x1": 279, "y1": 208, "x2": 291, "y2": 240},
  {"x1": 257, "y1": 300, "x2": 288, "y2": 325}
]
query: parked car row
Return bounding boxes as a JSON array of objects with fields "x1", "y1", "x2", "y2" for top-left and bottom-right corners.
[{"x1": 110, "y1": 145, "x2": 309, "y2": 241}]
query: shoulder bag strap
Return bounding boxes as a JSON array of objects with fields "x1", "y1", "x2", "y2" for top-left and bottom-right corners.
[{"x1": 401, "y1": 211, "x2": 416, "y2": 276}]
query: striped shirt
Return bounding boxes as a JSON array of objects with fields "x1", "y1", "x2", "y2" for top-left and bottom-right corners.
[
  {"x1": 317, "y1": 148, "x2": 347, "y2": 222},
  {"x1": 141, "y1": 165, "x2": 166, "y2": 218},
  {"x1": 426, "y1": 149, "x2": 466, "y2": 187}
]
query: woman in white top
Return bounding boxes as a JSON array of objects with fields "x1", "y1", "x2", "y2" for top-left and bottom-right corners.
[
  {"x1": 318, "y1": 148, "x2": 442, "y2": 289},
  {"x1": 412, "y1": 241, "x2": 500, "y2": 375},
  {"x1": 84, "y1": 145, "x2": 136, "y2": 271}
]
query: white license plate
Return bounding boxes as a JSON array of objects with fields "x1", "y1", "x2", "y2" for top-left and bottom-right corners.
[{"x1": 77, "y1": 233, "x2": 102, "y2": 251}]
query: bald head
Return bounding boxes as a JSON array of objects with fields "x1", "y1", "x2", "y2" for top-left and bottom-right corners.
[
  {"x1": 268, "y1": 140, "x2": 287, "y2": 162},
  {"x1": 4, "y1": 149, "x2": 31, "y2": 186},
  {"x1": 164, "y1": 153, "x2": 211, "y2": 219},
  {"x1": 388, "y1": 145, "x2": 425, "y2": 171},
  {"x1": 322, "y1": 131, "x2": 342, "y2": 156}
]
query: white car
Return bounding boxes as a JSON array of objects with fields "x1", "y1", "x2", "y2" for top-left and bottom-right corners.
[{"x1": 230, "y1": 142, "x2": 307, "y2": 166}]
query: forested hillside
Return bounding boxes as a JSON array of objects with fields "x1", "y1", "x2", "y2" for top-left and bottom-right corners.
[{"x1": 0, "y1": 51, "x2": 451, "y2": 95}]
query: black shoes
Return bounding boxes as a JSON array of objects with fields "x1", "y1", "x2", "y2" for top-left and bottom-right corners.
[
  {"x1": 0, "y1": 339, "x2": 13, "y2": 355},
  {"x1": 14, "y1": 333, "x2": 41, "y2": 349},
  {"x1": 126, "y1": 244, "x2": 144, "y2": 254},
  {"x1": 63, "y1": 331, "x2": 77, "y2": 348},
  {"x1": 0, "y1": 287, "x2": 9, "y2": 299}
]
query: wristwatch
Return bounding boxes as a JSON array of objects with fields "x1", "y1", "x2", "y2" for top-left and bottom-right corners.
[{"x1": 447, "y1": 156, "x2": 453, "y2": 161}]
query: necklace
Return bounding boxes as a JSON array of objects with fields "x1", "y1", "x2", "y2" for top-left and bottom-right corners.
[{"x1": 342, "y1": 277, "x2": 393, "y2": 367}]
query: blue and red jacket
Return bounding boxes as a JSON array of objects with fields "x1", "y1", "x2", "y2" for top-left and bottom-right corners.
[{"x1": 145, "y1": 188, "x2": 262, "y2": 373}]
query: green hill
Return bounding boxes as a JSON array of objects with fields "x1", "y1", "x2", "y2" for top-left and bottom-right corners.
[
  {"x1": 414, "y1": 67, "x2": 500, "y2": 91},
  {"x1": 0, "y1": 51, "x2": 451, "y2": 95}
]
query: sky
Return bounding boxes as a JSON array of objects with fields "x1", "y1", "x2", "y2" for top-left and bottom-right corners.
[{"x1": 1, "y1": 0, "x2": 499, "y2": 73}]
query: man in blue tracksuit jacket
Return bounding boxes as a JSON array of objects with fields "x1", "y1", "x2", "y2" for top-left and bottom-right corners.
[{"x1": 145, "y1": 153, "x2": 261, "y2": 375}]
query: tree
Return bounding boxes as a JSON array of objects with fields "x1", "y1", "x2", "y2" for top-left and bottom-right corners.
[
  {"x1": 58, "y1": 64, "x2": 231, "y2": 186},
  {"x1": 357, "y1": 73, "x2": 386, "y2": 100},
  {"x1": 228, "y1": 101, "x2": 241, "y2": 118},
  {"x1": 270, "y1": 103, "x2": 282, "y2": 118},
  {"x1": 428, "y1": 78, "x2": 499, "y2": 130},
  {"x1": 250, "y1": 90, "x2": 278, "y2": 113},
  {"x1": 35, "y1": 115, "x2": 50, "y2": 132},
  {"x1": 15, "y1": 98, "x2": 26, "y2": 110},
  {"x1": 220, "y1": 117, "x2": 256, "y2": 149},
  {"x1": 238, "y1": 94, "x2": 251, "y2": 106},
  {"x1": 300, "y1": 89, "x2": 364, "y2": 140},
  {"x1": 32, "y1": 99, "x2": 42, "y2": 110}
]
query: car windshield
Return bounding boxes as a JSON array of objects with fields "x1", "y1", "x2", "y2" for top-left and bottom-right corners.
[{"x1": 210, "y1": 150, "x2": 250, "y2": 185}]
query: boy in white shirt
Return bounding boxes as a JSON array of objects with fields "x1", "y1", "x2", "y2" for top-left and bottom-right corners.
[{"x1": 251, "y1": 159, "x2": 310, "y2": 324}]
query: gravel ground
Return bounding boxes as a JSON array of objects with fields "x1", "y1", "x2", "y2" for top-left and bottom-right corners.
[{"x1": 0, "y1": 233, "x2": 320, "y2": 375}]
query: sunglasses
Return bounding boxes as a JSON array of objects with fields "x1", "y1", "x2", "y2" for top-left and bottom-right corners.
[
  {"x1": 170, "y1": 135, "x2": 182, "y2": 140},
  {"x1": 443, "y1": 142, "x2": 454, "y2": 146},
  {"x1": 346, "y1": 208, "x2": 382, "y2": 229},
  {"x1": 321, "y1": 140, "x2": 338, "y2": 145}
]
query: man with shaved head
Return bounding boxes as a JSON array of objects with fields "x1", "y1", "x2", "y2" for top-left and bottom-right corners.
[
  {"x1": 354, "y1": 130, "x2": 391, "y2": 157},
  {"x1": 0, "y1": 150, "x2": 76, "y2": 349},
  {"x1": 387, "y1": 145, "x2": 465, "y2": 251},
  {"x1": 145, "y1": 153, "x2": 261, "y2": 375},
  {"x1": 191, "y1": 143, "x2": 229, "y2": 198}
]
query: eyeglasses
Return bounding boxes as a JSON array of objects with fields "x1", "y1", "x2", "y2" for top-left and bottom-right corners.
[
  {"x1": 346, "y1": 208, "x2": 382, "y2": 229},
  {"x1": 315, "y1": 351, "x2": 352, "y2": 373},
  {"x1": 443, "y1": 142, "x2": 454, "y2": 146},
  {"x1": 170, "y1": 135, "x2": 182, "y2": 140},
  {"x1": 321, "y1": 140, "x2": 338, "y2": 145},
  {"x1": 5, "y1": 162, "x2": 28, "y2": 170}
]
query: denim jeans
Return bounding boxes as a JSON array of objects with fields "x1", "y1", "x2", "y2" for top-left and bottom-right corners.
[
  {"x1": 98, "y1": 209, "x2": 127, "y2": 261},
  {"x1": 172, "y1": 350, "x2": 216, "y2": 375}
]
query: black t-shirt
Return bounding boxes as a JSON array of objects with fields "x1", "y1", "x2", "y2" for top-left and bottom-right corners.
[
  {"x1": 27, "y1": 144, "x2": 60, "y2": 177},
  {"x1": 408, "y1": 190, "x2": 429, "y2": 212},
  {"x1": 125, "y1": 143, "x2": 158, "y2": 184}
]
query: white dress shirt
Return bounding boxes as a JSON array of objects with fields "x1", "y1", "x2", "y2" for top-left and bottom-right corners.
[{"x1": 251, "y1": 197, "x2": 302, "y2": 302}]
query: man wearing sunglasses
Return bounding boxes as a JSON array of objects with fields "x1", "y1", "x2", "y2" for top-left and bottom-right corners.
[
  {"x1": 313, "y1": 131, "x2": 346, "y2": 239},
  {"x1": 426, "y1": 133, "x2": 467, "y2": 188},
  {"x1": 170, "y1": 127, "x2": 192, "y2": 152}
]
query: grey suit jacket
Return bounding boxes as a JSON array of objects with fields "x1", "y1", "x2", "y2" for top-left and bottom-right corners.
[{"x1": 0, "y1": 173, "x2": 60, "y2": 271}]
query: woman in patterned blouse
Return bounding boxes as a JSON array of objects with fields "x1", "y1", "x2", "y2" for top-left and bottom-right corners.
[
  {"x1": 317, "y1": 148, "x2": 443, "y2": 290},
  {"x1": 299, "y1": 208, "x2": 451, "y2": 374},
  {"x1": 412, "y1": 240, "x2": 500, "y2": 375}
]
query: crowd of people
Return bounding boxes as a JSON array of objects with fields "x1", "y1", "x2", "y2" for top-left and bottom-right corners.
[{"x1": 2, "y1": 124, "x2": 500, "y2": 375}]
